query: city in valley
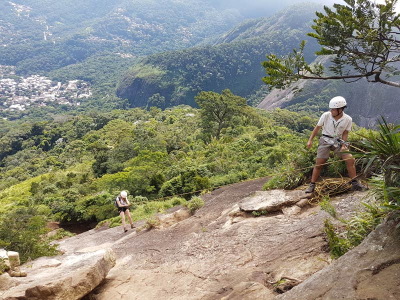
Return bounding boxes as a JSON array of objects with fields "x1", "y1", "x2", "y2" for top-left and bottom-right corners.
[{"x1": 0, "y1": 65, "x2": 92, "y2": 113}]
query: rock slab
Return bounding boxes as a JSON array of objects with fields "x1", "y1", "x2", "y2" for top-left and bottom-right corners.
[
  {"x1": 276, "y1": 219, "x2": 400, "y2": 300},
  {"x1": 0, "y1": 248, "x2": 116, "y2": 300},
  {"x1": 239, "y1": 190, "x2": 307, "y2": 212}
]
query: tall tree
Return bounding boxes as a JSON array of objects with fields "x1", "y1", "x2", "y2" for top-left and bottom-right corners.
[
  {"x1": 262, "y1": 0, "x2": 400, "y2": 89},
  {"x1": 195, "y1": 89, "x2": 246, "y2": 140}
]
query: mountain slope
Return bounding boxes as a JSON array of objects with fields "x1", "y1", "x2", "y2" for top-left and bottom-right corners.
[
  {"x1": 258, "y1": 58, "x2": 400, "y2": 127},
  {"x1": 0, "y1": 0, "x2": 243, "y2": 75},
  {"x1": 116, "y1": 3, "x2": 322, "y2": 108}
]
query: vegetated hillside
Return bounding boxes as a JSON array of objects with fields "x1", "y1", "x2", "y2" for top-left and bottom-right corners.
[
  {"x1": 0, "y1": 104, "x2": 326, "y2": 226},
  {"x1": 258, "y1": 59, "x2": 400, "y2": 127},
  {"x1": 116, "y1": 3, "x2": 323, "y2": 109},
  {"x1": 0, "y1": 0, "x2": 243, "y2": 76}
]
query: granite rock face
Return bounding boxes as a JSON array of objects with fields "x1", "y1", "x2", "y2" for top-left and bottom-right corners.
[
  {"x1": 82, "y1": 180, "x2": 368, "y2": 300},
  {"x1": 2, "y1": 178, "x2": 394, "y2": 300},
  {"x1": 276, "y1": 218, "x2": 400, "y2": 300},
  {"x1": 0, "y1": 248, "x2": 116, "y2": 300}
]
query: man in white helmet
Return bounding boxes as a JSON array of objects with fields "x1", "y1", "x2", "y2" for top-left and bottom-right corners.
[
  {"x1": 305, "y1": 96, "x2": 367, "y2": 193},
  {"x1": 116, "y1": 190, "x2": 134, "y2": 232}
]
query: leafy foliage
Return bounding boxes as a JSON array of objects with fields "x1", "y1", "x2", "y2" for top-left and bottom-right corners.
[
  {"x1": 262, "y1": 0, "x2": 400, "y2": 89},
  {"x1": 0, "y1": 207, "x2": 58, "y2": 263},
  {"x1": 195, "y1": 89, "x2": 246, "y2": 140},
  {"x1": 323, "y1": 202, "x2": 385, "y2": 259},
  {"x1": 116, "y1": 4, "x2": 321, "y2": 108},
  {"x1": 356, "y1": 117, "x2": 400, "y2": 211},
  {"x1": 186, "y1": 196, "x2": 205, "y2": 214}
]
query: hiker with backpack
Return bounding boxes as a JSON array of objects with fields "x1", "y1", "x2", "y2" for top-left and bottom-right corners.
[
  {"x1": 305, "y1": 96, "x2": 368, "y2": 193},
  {"x1": 116, "y1": 190, "x2": 134, "y2": 233}
]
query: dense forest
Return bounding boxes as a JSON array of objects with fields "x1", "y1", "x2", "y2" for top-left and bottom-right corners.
[
  {"x1": 116, "y1": 3, "x2": 322, "y2": 108},
  {"x1": 0, "y1": 0, "x2": 242, "y2": 75}
]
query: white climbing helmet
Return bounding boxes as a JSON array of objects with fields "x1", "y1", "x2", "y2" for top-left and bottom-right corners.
[
  {"x1": 329, "y1": 96, "x2": 347, "y2": 109},
  {"x1": 120, "y1": 191, "x2": 128, "y2": 198}
]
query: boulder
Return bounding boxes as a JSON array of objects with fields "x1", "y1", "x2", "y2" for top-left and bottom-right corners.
[
  {"x1": 239, "y1": 190, "x2": 309, "y2": 213},
  {"x1": 158, "y1": 208, "x2": 191, "y2": 228},
  {"x1": 0, "y1": 272, "x2": 18, "y2": 291},
  {"x1": 276, "y1": 219, "x2": 400, "y2": 300},
  {"x1": 1, "y1": 248, "x2": 116, "y2": 300}
]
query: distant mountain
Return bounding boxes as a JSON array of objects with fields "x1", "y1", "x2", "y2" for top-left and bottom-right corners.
[
  {"x1": 0, "y1": 0, "x2": 243, "y2": 75},
  {"x1": 116, "y1": 3, "x2": 322, "y2": 108}
]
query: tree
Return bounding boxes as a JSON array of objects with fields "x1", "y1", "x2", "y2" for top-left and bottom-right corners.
[
  {"x1": 195, "y1": 89, "x2": 246, "y2": 140},
  {"x1": 262, "y1": 0, "x2": 400, "y2": 89}
]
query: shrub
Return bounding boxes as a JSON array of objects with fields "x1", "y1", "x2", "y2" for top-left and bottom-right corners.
[
  {"x1": 0, "y1": 258, "x2": 9, "y2": 275},
  {"x1": 145, "y1": 216, "x2": 161, "y2": 229},
  {"x1": 0, "y1": 207, "x2": 58, "y2": 263},
  {"x1": 171, "y1": 196, "x2": 186, "y2": 206},
  {"x1": 356, "y1": 117, "x2": 400, "y2": 214},
  {"x1": 186, "y1": 196, "x2": 204, "y2": 214},
  {"x1": 133, "y1": 196, "x2": 148, "y2": 203},
  {"x1": 320, "y1": 196, "x2": 337, "y2": 219},
  {"x1": 48, "y1": 228, "x2": 75, "y2": 242},
  {"x1": 263, "y1": 165, "x2": 305, "y2": 190},
  {"x1": 323, "y1": 202, "x2": 385, "y2": 259}
]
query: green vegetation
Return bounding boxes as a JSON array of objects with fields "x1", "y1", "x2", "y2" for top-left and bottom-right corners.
[
  {"x1": 262, "y1": 0, "x2": 400, "y2": 89},
  {"x1": 0, "y1": 103, "x2": 321, "y2": 250},
  {"x1": 357, "y1": 118, "x2": 400, "y2": 214},
  {"x1": 0, "y1": 102, "x2": 320, "y2": 221},
  {"x1": 0, "y1": 0, "x2": 243, "y2": 106},
  {"x1": 186, "y1": 196, "x2": 205, "y2": 214},
  {"x1": 0, "y1": 207, "x2": 58, "y2": 263},
  {"x1": 319, "y1": 117, "x2": 399, "y2": 258},
  {"x1": 323, "y1": 202, "x2": 385, "y2": 259},
  {"x1": 116, "y1": 3, "x2": 322, "y2": 108},
  {"x1": 195, "y1": 89, "x2": 247, "y2": 140},
  {"x1": 48, "y1": 228, "x2": 76, "y2": 242}
]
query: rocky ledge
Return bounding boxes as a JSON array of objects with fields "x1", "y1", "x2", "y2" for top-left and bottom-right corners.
[{"x1": 0, "y1": 248, "x2": 115, "y2": 300}]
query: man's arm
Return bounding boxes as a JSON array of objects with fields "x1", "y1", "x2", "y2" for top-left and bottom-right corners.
[{"x1": 307, "y1": 125, "x2": 321, "y2": 149}]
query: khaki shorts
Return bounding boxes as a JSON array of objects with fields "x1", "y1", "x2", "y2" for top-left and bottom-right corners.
[{"x1": 316, "y1": 137, "x2": 348, "y2": 159}]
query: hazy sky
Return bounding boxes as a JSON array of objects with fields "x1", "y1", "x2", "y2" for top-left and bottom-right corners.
[
  {"x1": 211, "y1": 0, "x2": 399, "y2": 18},
  {"x1": 211, "y1": 0, "x2": 345, "y2": 18}
]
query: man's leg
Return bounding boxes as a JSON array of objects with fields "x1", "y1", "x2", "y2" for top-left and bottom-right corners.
[
  {"x1": 120, "y1": 210, "x2": 127, "y2": 232},
  {"x1": 125, "y1": 210, "x2": 134, "y2": 228},
  {"x1": 343, "y1": 153, "x2": 356, "y2": 178},
  {"x1": 306, "y1": 157, "x2": 327, "y2": 193},
  {"x1": 342, "y1": 153, "x2": 368, "y2": 191},
  {"x1": 312, "y1": 158, "x2": 328, "y2": 182}
]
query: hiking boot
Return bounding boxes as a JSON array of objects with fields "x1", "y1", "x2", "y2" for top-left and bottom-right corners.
[
  {"x1": 131, "y1": 224, "x2": 135, "y2": 229},
  {"x1": 351, "y1": 180, "x2": 368, "y2": 191},
  {"x1": 124, "y1": 227, "x2": 128, "y2": 233},
  {"x1": 305, "y1": 183, "x2": 316, "y2": 193}
]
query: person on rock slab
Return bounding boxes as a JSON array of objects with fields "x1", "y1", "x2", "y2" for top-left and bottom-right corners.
[{"x1": 116, "y1": 190, "x2": 134, "y2": 232}]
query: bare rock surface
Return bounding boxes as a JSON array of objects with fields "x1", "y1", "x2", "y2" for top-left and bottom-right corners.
[
  {"x1": 78, "y1": 178, "x2": 370, "y2": 300},
  {"x1": 276, "y1": 218, "x2": 400, "y2": 300},
  {"x1": 0, "y1": 248, "x2": 115, "y2": 300},
  {"x1": 3, "y1": 177, "x2": 393, "y2": 300}
]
